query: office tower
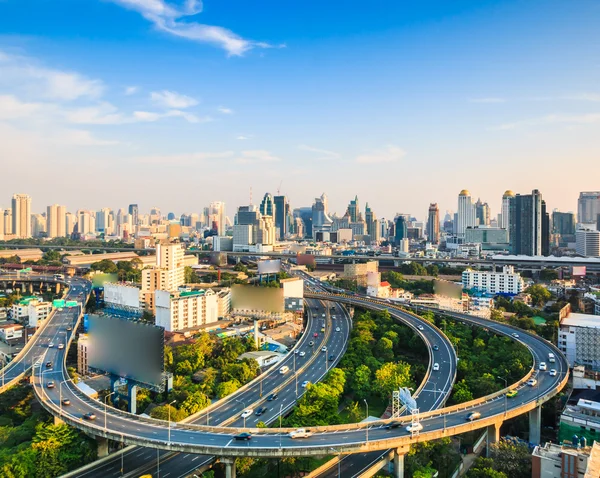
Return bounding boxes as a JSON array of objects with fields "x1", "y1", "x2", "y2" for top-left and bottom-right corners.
[
  {"x1": 11, "y1": 193, "x2": 32, "y2": 239},
  {"x1": 257, "y1": 215, "x2": 276, "y2": 245},
  {"x1": 259, "y1": 193, "x2": 275, "y2": 217},
  {"x1": 3, "y1": 209, "x2": 11, "y2": 236},
  {"x1": 274, "y1": 195, "x2": 290, "y2": 240},
  {"x1": 475, "y1": 199, "x2": 491, "y2": 226},
  {"x1": 509, "y1": 189, "x2": 550, "y2": 256},
  {"x1": 312, "y1": 194, "x2": 333, "y2": 229},
  {"x1": 209, "y1": 201, "x2": 226, "y2": 236},
  {"x1": 427, "y1": 203, "x2": 440, "y2": 244},
  {"x1": 394, "y1": 215, "x2": 408, "y2": 245},
  {"x1": 31, "y1": 214, "x2": 46, "y2": 237},
  {"x1": 576, "y1": 229, "x2": 600, "y2": 257},
  {"x1": 456, "y1": 190, "x2": 476, "y2": 238},
  {"x1": 47, "y1": 204, "x2": 67, "y2": 238},
  {"x1": 294, "y1": 217, "x2": 304, "y2": 238},
  {"x1": 128, "y1": 204, "x2": 139, "y2": 229},
  {"x1": 552, "y1": 211, "x2": 576, "y2": 246},
  {"x1": 167, "y1": 212, "x2": 175, "y2": 221},
  {"x1": 347, "y1": 196, "x2": 359, "y2": 223},
  {"x1": 500, "y1": 190, "x2": 515, "y2": 231},
  {"x1": 578, "y1": 192, "x2": 600, "y2": 224},
  {"x1": 96, "y1": 208, "x2": 111, "y2": 234},
  {"x1": 365, "y1": 203, "x2": 380, "y2": 243}
]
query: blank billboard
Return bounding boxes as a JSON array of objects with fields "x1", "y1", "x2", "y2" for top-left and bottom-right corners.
[
  {"x1": 87, "y1": 315, "x2": 165, "y2": 390},
  {"x1": 572, "y1": 266, "x2": 586, "y2": 277},
  {"x1": 257, "y1": 259, "x2": 281, "y2": 275},
  {"x1": 231, "y1": 285, "x2": 284, "y2": 313},
  {"x1": 104, "y1": 283, "x2": 140, "y2": 309}
]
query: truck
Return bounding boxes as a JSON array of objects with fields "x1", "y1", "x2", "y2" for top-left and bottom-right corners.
[{"x1": 289, "y1": 428, "x2": 312, "y2": 439}]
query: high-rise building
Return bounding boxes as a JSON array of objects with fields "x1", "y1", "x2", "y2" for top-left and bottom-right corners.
[
  {"x1": 65, "y1": 213, "x2": 77, "y2": 236},
  {"x1": 209, "y1": 201, "x2": 226, "y2": 236},
  {"x1": 47, "y1": 204, "x2": 67, "y2": 238},
  {"x1": 475, "y1": 199, "x2": 491, "y2": 226},
  {"x1": 578, "y1": 192, "x2": 600, "y2": 224},
  {"x1": 77, "y1": 210, "x2": 94, "y2": 235},
  {"x1": 394, "y1": 215, "x2": 408, "y2": 245},
  {"x1": 96, "y1": 208, "x2": 112, "y2": 234},
  {"x1": 456, "y1": 190, "x2": 476, "y2": 238},
  {"x1": 259, "y1": 193, "x2": 275, "y2": 217},
  {"x1": 500, "y1": 190, "x2": 515, "y2": 231},
  {"x1": 141, "y1": 242, "x2": 185, "y2": 310},
  {"x1": 347, "y1": 196, "x2": 359, "y2": 223},
  {"x1": 509, "y1": 189, "x2": 550, "y2": 256},
  {"x1": 312, "y1": 194, "x2": 333, "y2": 230},
  {"x1": 2, "y1": 209, "x2": 11, "y2": 236},
  {"x1": 365, "y1": 203, "x2": 380, "y2": 243},
  {"x1": 31, "y1": 214, "x2": 46, "y2": 238},
  {"x1": 576, "y1": 229, "x2": 600, "y2": 257},
  {"x1": 274, "y1": 195, "x2": 290, "y2": 240},
  {"x1": 552, "y1": 211, "x2": 576, "y2": 236},
  {"x1": 11, "y1": 194, "x2": 31, "y2": 239},
  {"x1": 128, "y1": 204, "x2": 139, "y2": 232},
  {"x1": 427, "y1": 203, "x2": 440, "y2": 244}
]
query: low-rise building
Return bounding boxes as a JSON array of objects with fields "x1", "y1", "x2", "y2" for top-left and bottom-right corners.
[
  {"x1": 0, "y1": 323, "x2": 24, "y2": 343},
  {"x1": 462, "y1": 265, "x2": 524, "y2": 295},
  {"x1": 237, "y1": 350, "x2": 283, "y2": 368},
  {"x1": 532, "y1": 442, "x2": 600, "y2": 478},
  {"x1": 341, "y1": 261, "x2": 378, "y2": 286},
  {"x1": 11, "y1": 297, "x2": 52, "y2": 326},
  {"x1": 155, "y1": 289, "x2": 219, "y2": 332},
  {"x1": 77, "y1": 333, "x2": 89, "y2": 376}
]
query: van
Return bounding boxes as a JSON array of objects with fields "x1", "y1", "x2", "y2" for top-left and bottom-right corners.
[
  {"x1": 279, "y1": 366, "x2": 289, "y2": 374},
  {"x1": 548, "y1": 353, "x2": 556, "y2": 363}
]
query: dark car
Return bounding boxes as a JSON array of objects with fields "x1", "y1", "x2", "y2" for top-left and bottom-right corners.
[
  {"x1": 61, "y1": 399, "x2": 71, "y2": 406},
  {"x1": 267, "y1": 393, "x2": 278, "y2": 401},
  {"x1": 329, "y1": 354, "x2": 335, "y2": 361},
  {"x1": 83, "y1": 412, "x2": 96, "y2": 420},
  {"x1": 432, "y1": 344, "x2": 439, "y2": 351},
  {"x1": 45, "y1": 361, "x2": 52, "y2": 368},
  {"x1": 255, "y1": 407, "x2": 268, "y2": 416},
  {"x1": 384, "y1": 420, "x2": 402, "y2": 430},
  {"x1": 234, "y1": 432, "x2": 252, "y2": 441}
]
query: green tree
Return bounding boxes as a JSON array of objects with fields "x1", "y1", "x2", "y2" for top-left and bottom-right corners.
[
  {"x1": 451, "y1": 379, "x2": 473, "y2": 404},
  {"x1": 373, "y1": 361, "x2": 412, "y2": 400},
  {"x1": 374, "y1": 337, "x2": 394, "y2": 362},
  {"x1": 539, "y1": 269, "x2": 558, "y2": 281},
  {"x1": 150, "y1": 404, "x2": 187, "y2": 422},
  {"x1": 490, "y1": 440, "x2": 531, "y2": 478},
  {"x1": 215, "y1": 380, "x2": 241, "y2": 398},
  {"x1": 89, "y1": 259, "x2": 118, "y2": 273},
  {"x1": 180, "y1": 391, "x2": 211, "y2": 415},
  {"x1": 467, "y1": 458, "x2": 508, "y2": 478},
  {"x1": 526, "y1": 284, "x2": 552, "y2": 306},
  {"x1": 352, "y1": 365, "x2": 372, "y2": 400}
]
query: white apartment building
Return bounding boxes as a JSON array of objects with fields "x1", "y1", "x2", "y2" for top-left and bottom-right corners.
[
  {"x1": 559, "y1": 313, "x2": 600, "y2": 370},
  {"x1": 155, "y1": 289, "x2": 219, "y2": 332},
  {"x1": 577, "y1": 229, "x2": 600, "y2": 258},
  {"x1": 12, "y1": 193, "x2": 32, "y2": 239},
  {"x1": 47, "y1": 204, "x2": 67, "y2": 238},
  {"x1": 141, "y1": 243, "x2": 185, "y2": 310},
  {"x1": 0, "y1": 323, "x2": 24, "y2": 344},
  {"x1": 461, "y1": 265, "x2": 524, "y2": 295},
  {"x1": 11, "y1": 297, "x2": 52, "y2": 326}
]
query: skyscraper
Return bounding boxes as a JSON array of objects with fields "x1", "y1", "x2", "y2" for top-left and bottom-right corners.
[
  {"x1": 500, "y1": 191, "x2": 515, "y2": 231},
  {"x1": 427, "y1": 203, "x2": 440, "y2": 244},
  {"x1": 475, "y1": 199, "x2": 491, "y2": 226},
  {"x1": 456, "y1": 190, "x2": 476, "y2": 238},
  {"x1": 274, "y1": 195, "x2": 290, "y2": 240},
  {"x1": 11, "y1": 194, "x2": 31, "y2": 239},
  {"x1": 77, "y1": 210, "x2": 94, "y2": 235},
  {"x1": 578, "y1": 192, "x2": 600, "y2": 224},
  {"x1": 312, "y1": 194, "x2": 333, "y2": 230},
  {"x1": 365, "y1": 203, "x2": 380, "y2": 243},
  {"x1": 259, "y1": 193, "x2": 275, "y2": 217},
  {"x1": 209, "y1": 201, "x2": 226, "y2": 236},
  {"x1": 347, "y1": 196, "x2": 359, "y2": 223},
  {"x1": 128, "y1": 204, "x2": 139, "y2": 231},
  {"x1": 31, "y1": 214, "x2": 46, "y2": 237},
  {"x1": 96, "y1": 208, "x2": 112, "y2": 234},
  {"x1": 552, "y1": 211, "x2": 576, "y2": 246},
  {"x1": 509, "y1": 189, "x2": 550, "y2": 256},
  {"x1": 394, "y1": 215, "x2": 408, "y2": 245},
  {"x1": 47, "y1": 204, "x2": 67, "y2": 238}
]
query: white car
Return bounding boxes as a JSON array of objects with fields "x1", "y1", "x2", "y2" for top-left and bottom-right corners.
[
  {"x1": 406, "y1": 423, "x2": 424, "y2": 433},
  {"x1": 58, "y1": 344, "x2": 64, "y2": 350},
  {"x1": 539, "y1": 362, "x2": 547, "y2": 371},
  {"x1": 241, "y1": 409, "x2": 253, "y2": 419},
  {"x1": 335, "y1": 327, "x2": 341, "y2": 332},
  {"x1": 549, "y1": 369, "x2": 557, "y2": 376},
  {"x1": 418, "y1": 325, "x2": 424, "y2": 331},
  {"x1": 512, "y1": 333, "x2": 520, "y2": 338},
  {"x1": 301, "y1": 381, "x2": 311, "y2": 388},
  {"x1": 48, "y1": 343, "x2": 54, "y2": 348},
  {"x1": 433, "y1": 363, "x2": 440, "y2": 371},
  {"x1": 321, "y1": 346, "x2": 327, "y2": 352},
  {"x1": 289, "y1": 428, "x2": 313, "y2": 439},
  {"x1": 299, "y1": 351, "x2": 306, "y2": 357},
  {"x1": 295, "y1": 349, "x2": 300, "y2": 354},
  {"x1": 527, "y1": 379, "x2": 537, "y2": 387}
]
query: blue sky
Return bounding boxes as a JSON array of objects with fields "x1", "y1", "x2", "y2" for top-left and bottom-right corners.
[{"x1": 1, "y1": 0, "x2": 599, "y2": 221}]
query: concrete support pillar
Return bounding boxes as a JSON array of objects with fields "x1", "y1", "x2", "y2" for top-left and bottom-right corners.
[
  {"x1": 392, "y1": 445, "x2": 410, "y2": 478},
  {"x1": 28, "y1": 283, "x2": 33, "y2": 294},
  {"x1": 56, "y1": 283, "x2": 61, "y2": 294},
  {"x1": 127, "y1": 384, "x2": 138, "y2": 414},
  {"x1": 529, "y1": 406, "x2": 542, "y2": 446},
  {"x1": 97, "y1": 437, "x2": 109, "y2": 458},
  {"x1": 486, "y1": 422, "x2": 501, "y2": 457},
  {"x1": 221, "y1": 457, "x2": 236, "y2": 478}
]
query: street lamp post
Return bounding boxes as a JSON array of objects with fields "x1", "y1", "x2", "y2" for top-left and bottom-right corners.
[
  {"x1": 104, "y1": 391, "x2": 116, "y2": 431},
  {"x1": 279, "y1": 403, "x2": 284, "y2": 449},
  {"x1": 497, "y1": 376, "x2": 508, "y2": 415},
  {"x1": 330, "y1": 448, "x2": 341, "y2": 477},
  {"x1": 236, "y1": 399, "x2": 247, "y2": 428},
  {"x1": 168, "y1": 399, "x2": 177, "y2": 444},
  {"x1": 363, "y1": 399, "x2": 369, "y2": 443}
]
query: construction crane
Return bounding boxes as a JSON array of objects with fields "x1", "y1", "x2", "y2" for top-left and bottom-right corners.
[{"x1": 276, "y1": 180, "x2": 283, "y2": 195}]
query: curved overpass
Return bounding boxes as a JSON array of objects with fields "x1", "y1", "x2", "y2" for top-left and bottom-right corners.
[{"x1": 31, "y1": 293, "x2": 568, "y2": 463}]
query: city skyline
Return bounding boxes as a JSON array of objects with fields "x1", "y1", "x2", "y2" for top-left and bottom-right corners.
[{"x1": 1, "y1": 1, "x2": 599, "y2": 217}]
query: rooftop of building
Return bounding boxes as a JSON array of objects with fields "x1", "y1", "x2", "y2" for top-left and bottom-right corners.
[
  {"x1": 238, "y1": 350, "x2": 282, "y2": 360},
  {"x1": 0, "y1": 323, "x2": 23, "y2": 330},
  {"x1": 560, "y1": 312, "x2": 600, "y2": 328},
  {"x1": 533, "y1": 441, "x2": 597, "y2": 459}
]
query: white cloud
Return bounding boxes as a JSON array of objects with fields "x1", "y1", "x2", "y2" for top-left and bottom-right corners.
[
  {"x1": 110, "y1": 0, "x2": 281, "y2": 56},
  {"x1": 218, "y1": 106, "x2": 233, "y2": 114},
  {"x1": 0, "y1": 49, "x2": 103, "y2": 100},
  {"x1": 493, "y1": 113, "x2": 600, "y2": 130},
  {"x1": 0, "y1": 95, "x2": 45, "y2": 120},
  {"x1": 355, "y1": 145, "x2": 406, "y2": 164},
  {"x1": 562, "y1": 93, "x2": 600, "y2": 102},
  {"x1": 236, "y1": 149, "x2": 280, "y2": 164},
  {"x1": 468, "y1": 97, "x2": 506, "y2": 104},
  {"x1": 55, "y1": 129, "x2": 120, "y2": 146},
  {"x1": 298, "y1": 144, "x2": 340, "y2": 160},
  {"x1": 136, "y1": 150, "x2": 235, "y2": 165},
  {"x1": 125, "y1": 86, "x2": 139, "y2": 95},
  {"x1": 151, "y1": 90, "x2": 198, "y2": 108},
  {"x1": 236, "y1": 135, "x2": 252, "y2": 140}
]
